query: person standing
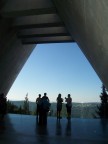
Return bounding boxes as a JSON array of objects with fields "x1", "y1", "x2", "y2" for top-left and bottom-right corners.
[
  {"x1": 36, "y1": 94, "x2": 41, "y2": 118},
  {"x1": 39, "y1": 93, "x2": 50, "y2": 126},
  {"x1": 65, "y1": 94, "x2": 72, "y2": 119},
  {"x1": 0, "y1": 93, "x2": 7, "y2": 120},
  {"x1": 56, "y1": 93, "x2": 63, "y2": 119}
]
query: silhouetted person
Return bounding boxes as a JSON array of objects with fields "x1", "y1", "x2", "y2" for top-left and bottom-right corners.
[
  {"x1": 56, "y1": 94, "x2": 63, "y2": 119},
  {"x1": 65, "y1": 94, "x2": 72, "y2": 119},
  {"x1": 36, "y1": 94, "x2": 41, "y2": 119},
  {"x1": 0, "y1": 93, "x2": 7, "y2": 120},
  {"x1": 39, "y1": 93, "x2": 50, "y2": 126}
]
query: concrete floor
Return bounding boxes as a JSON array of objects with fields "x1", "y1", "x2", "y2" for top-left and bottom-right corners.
[{"x1": 0, "y1": 114, "x2": 108, "y2": 144}]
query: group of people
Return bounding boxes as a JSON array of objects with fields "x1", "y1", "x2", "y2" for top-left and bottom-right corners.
[
  {"x1": 56, "y1": 93, "x2": 72, "y2": 120},
  {"x1": 36, "y1": 93, "x2": 51, "y2": 125},
  {"x1": 36, "y1": 93, "x2": 72, "y2": 125},
  {"x1": 0, "y1": 93, "x2": 7, "y2": 120}
]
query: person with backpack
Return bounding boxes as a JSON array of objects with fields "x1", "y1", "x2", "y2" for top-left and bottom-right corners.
[
  {"x1": 65, "y1": 94, "x2": 72, "y2": 119},
  {"x1": 39, "y1": 93, "x2": 50, "y2": 126}
]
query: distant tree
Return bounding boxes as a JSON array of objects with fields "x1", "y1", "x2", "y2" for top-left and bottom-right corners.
[
  {"x1": 7, "y1": 100, "x2": 19, "y2": 114},
  {"x1": 23, "y1": 94, "x2": 30, "y2": 114},
  {"x1": 96, "y1": 84, "x2": 108, "y2": 118},
  {"x1": 17, "y1": 105, "x2": 25, "y2": 114}
]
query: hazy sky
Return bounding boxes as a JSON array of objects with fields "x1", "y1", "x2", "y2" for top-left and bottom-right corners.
[{"x1": 7, "y1": 43, "x2": 102, "y2": 103}]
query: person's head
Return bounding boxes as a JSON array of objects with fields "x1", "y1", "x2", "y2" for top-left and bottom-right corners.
[
  {"x1": 68, "y1": 94, "x2": 71, "y2": 98},
  {"x1": 58, "y1": 93, "x2": 61, "y2": 98},
  {"x1": 38, "y1": 94, "x2": 41, "y2": 98},
  {"x1": 44, "y1": 93, "x2": 47, "y2": 96}
]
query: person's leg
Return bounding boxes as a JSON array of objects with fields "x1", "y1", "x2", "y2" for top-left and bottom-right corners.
[
  {"x1": 39, "y1": 108, "x2": 43, "y2": 125},
  {"x1": 60, "y1": 111, "x2": 62, "y2": 119},
  {"x1": 57, "y1": 110, "x2": 59, "y2": 119},
  {"x1": 59, "y1": 105, "x2": 62, "y2": 119},
  {"x1": 67, "y1": 107, "x2": 71, "y2": 119},
  {"x1": 36, "y1": 105, "x2": 39, "y2": 117},
  {"x1": 43, "y1": 110, "x2": 47, "y2": 125},
  {"x1": 67, "y1": 106, "x2": 69, "y2": 118},
  {"x1": 69, "y1": 107, "x2": 71, "y2": 118},
  {"x1": 57, "y1": 110, "x2": 60, "y2": 119},
  {"x1": 57, "y1": 106, "x2": 60, "y2": 119},
  {"x1": 58, "y1": 111, "x2": 60, "y2": 119}
]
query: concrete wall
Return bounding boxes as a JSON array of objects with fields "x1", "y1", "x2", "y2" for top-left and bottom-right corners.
[
  {"x1": 0, "y1": 17, "x2": 36, "y2": 95},
  {"x1": 53, "y1": 0, "x2": 108, "y2": 89},
  {"x1": 1, "y1": 0, "x2": 108, "y2": 96}
]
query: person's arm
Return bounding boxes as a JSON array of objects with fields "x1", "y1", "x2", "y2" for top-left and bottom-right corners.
[
  {"x1": 62, "y1": 98, "x2": 63, "y2": 102},
  {"x1": 47, "y1": 97, "x2": 50, "y2": 102},
  {"x1": 36, "y1": 98, "x2": 38, "y2": 104}
]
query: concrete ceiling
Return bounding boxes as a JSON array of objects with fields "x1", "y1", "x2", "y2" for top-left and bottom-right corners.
[
  {"x1": 1, "y1": 0, "x2": 108, "y2": 95},
  {"x1": 1, "y1": 0, "x2": 74, "y2": 44}
]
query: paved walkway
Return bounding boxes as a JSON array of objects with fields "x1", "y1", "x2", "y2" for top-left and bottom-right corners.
[{"x1": 0, "y1": 114, "x2": 108, "y2": 144}]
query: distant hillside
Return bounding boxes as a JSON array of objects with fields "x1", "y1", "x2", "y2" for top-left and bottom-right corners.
[
  {"x1": 9, "y1": 100, "x2": 36, "y2": 112},
  {"x1": 58, "y1": 102, "x2": 99, "y2": 118},
  {"x1": 8, "y1": 101, "x2": 99, "y2": 118},
  {"x1": 8, "y1": 100, "x2": 100, "y2": 118}
]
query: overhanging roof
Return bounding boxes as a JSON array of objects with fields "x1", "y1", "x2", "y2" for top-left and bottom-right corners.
[{"x1": 1, "y1": 0, "x2": 75, "y2": 44}]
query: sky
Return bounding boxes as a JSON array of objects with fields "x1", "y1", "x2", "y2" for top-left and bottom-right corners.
[{"x1": 7, "y1": 43, "x2": 102, "y2": 103}]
